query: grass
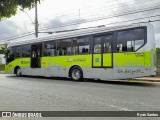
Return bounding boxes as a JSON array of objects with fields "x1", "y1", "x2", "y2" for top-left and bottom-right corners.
[{"x1": 0, "y1": 64, "x2": 5, "y2": 71}]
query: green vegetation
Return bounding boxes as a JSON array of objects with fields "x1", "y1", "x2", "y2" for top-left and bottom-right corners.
[
  {"x1": 0, "y1": 44, "x2": 7, "y2": 54},
  {"x1": 0, "y1": 0, "x2": 41, "y2": 20},
  {"x1": 0, "y1": 64, "x2": 5, "y2": 71},
  {"x1": 156, "y1": 47, "x2": 160, "y2": 52}
]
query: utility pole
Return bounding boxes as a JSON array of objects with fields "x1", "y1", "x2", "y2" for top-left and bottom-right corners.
[
  {"x1": 20, "y1": 1, "x2": 53, "y2": 37},
  {"x1": 35, "y1": 0, "x2": 38, "y2": 37}
]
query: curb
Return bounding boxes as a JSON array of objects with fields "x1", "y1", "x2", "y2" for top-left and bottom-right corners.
[{"x1": 131, "y1": 77, "x2": 160, "y2": 82}]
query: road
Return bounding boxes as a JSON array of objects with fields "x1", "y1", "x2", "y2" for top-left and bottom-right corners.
[{"x1": 0, "y1": 73, "x2": 160, "y2": 120}]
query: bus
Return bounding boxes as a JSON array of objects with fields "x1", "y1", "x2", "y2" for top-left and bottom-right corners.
[{"x1": 5, "y1": 23, "x2": 156, "y2": 81}]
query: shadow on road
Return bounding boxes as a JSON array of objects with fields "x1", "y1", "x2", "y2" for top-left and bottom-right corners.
[
  {"x1": 85, "y1": 79, "x2": 158, "y2": 87},
  {"x1": 6, "y1": 75, "x2": 159, "y2": 87}
]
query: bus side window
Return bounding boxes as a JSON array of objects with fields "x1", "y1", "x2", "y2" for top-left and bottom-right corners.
[
  {"x1": 14, "y1": 46, "x2": 21, "y2": 59},
  {"x1": 6, "y1": 47, "x2": 15, "y2": 63},
  {"x1": 117, "y1": 28, "x2": 145, "y2": 52},
  {"x1": 104, "y1": 35, "x2": 112, "y2": 53},
  {"x1": 22, "y1": 44, "x2": 31, "y2": 57},
  {"x1": 44, "y1": 41, "x2": 56, "y2": 56},
  {"x1": 73, "y1": 36, "x2": 90, "y2": 54},
  {"x1": 94, "y1": 36, "x2": 102, "y2": 53},
  {"x1": 57, "y1": 39, "x2": 72, "y2": 56}
]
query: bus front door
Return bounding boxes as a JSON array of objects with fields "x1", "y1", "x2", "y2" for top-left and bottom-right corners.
[
  {"x1": 93, "y1": 34, "x2": 113, "y2": 68},
  {"x1": 31, "y1": 44, "x2": 42, "y2": 68}
]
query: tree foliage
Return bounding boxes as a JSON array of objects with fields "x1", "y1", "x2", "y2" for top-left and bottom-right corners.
[
  {"x1": 157, "y1": 47, "x2": 160, "y2": 52},
  {"x1": 0, "y1": 0, "x2": 40, "y2": 20},
  {"x1": 0, "y1": 44, "x2": 7, "y2": 54}
]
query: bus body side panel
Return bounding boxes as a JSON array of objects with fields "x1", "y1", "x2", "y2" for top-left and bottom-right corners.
[
  {"x1": 5, "y1": 23, "x2": 156, "y2": 80},
  {"x1": 42, "y1": 55, "x2": 92, "y2": 77},
  {"x1": 111, "y1": 50, "x2": 152, "y2": 79},
  {"x1": 145, "y1": 23, "x2": 156, "y2": 75},
  {"x1": 5, "y1": 51, "x2": 154, "y2": 80},
  {"x1": 5, "y1": 58, "x2": 30, "y2": 74},
  {"x1": 5, "y1": 52, "x2": 153, "y2": 80},
  {"x1": 5, "y1": 58, "x2": 46, "y2": 76}
]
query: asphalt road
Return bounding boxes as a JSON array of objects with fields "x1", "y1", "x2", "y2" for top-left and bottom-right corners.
[{"x1": 0, "y1": 73, "x2": 160, "y2": 120}]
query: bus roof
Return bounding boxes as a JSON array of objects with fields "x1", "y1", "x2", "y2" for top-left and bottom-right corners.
[{"x1": 9, "y1": 22, "x2": 152, "y2": 47}]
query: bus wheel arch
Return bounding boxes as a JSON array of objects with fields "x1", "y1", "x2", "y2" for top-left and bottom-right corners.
[
  {"x1": 14, "y1": 66, "x2": 22, "y2": 77},
  {"x1": 69, "y1": 65, "x2": 83, "y2": 81}
]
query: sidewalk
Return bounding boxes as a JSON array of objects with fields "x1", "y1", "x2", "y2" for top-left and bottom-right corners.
[
  {"x1": 132, "y1": 77, "x2": 160, "y2": 82},
  {"x1": 0, "y1": 71, "x2": 4, "y2": 74}
]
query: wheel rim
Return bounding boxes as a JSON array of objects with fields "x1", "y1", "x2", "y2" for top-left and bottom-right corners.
[
  {"x1": 72, "y1": 69, "x2": 80, "y2": 80},
  {"x1": 17, "y1": 68, "x2": 21, "y2": 76}
]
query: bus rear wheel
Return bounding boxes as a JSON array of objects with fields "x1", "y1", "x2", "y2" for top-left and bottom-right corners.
[
  {"x1": 16, "y1": 67, "x2": 22, "y2": 77},
  {"x1": 70, "y1": 67, "x2": 83, "y2": 81}
]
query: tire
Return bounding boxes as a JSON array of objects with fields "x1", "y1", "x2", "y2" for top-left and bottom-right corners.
[
  {"x1": 70, "y1": 67, "x2": 83, "y2": 81},
  {"x1": 16, "y1": 67, "x2": 22, "y2": 77}
]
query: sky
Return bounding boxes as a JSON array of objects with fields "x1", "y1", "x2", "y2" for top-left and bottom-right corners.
[{"x1": 0, "y1": 0, "x2": 160, "y2": 46}]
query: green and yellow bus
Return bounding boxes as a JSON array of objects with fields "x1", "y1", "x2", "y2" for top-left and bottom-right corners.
[{"x1": 5, "y1": 23, "x2": 156, "y2": 81}]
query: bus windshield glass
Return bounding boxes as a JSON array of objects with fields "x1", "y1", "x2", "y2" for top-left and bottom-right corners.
[{"x1": 6, "y1": 47, "x2": 14, "y2": 64}]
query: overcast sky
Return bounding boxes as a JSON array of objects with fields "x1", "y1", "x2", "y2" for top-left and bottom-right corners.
[{"x1": 0, "y1": 0, "x2": 160, "y2": 46}]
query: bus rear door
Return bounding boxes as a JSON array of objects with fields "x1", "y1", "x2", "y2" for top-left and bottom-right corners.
[{"x1": 92, "y1": 34, "x2": 113, "y2": 68}]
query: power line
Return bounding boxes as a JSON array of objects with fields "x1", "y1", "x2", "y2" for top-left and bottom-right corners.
[
  {"x1": 2, "y1": 0, "x2": 159, "y2": 25},
  {"x1": 1, "y1": 14, "x2": 160, "y2": 42},
  {"x1": 46, "y1": 15, "x2": 160, "y2": 32},
  {"x1": 149, "y1": 19, "x2": 160, "y2": 22},
  {"x1": 6, "y1": 0, "x2": 156, "y2": 24},
  {"x1": 0, "y1": 32, "x2": 35, "y2": 42},
  {"x1": 38, "y1": 0, "x2": 153, "y2": 21},
  {"x1": 35, "y1": 0, "x2": 141, "y2": 21},
  {"x1": 78, "y1": 1, "x2": 160, "y2": 19},
  {"x1": 0, "y1": 31, "x2": 35, "y2": 41},
  {"x1": 38, "y1": 6, "x2": 160, "y2": 31},
  {"x1": 1, "y1": 7, "x2": 159, "y2": 42},
  {"x1": 1, "y1": 1, "x2": 160, "y2": 41},
  {"x1": 2, "y1": 0, "x2": 157, "y2": 25},
  {"x1": 39, "y1": 0, "x2": 157, "y2": 22}
]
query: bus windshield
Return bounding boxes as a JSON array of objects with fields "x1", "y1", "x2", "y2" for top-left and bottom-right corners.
[{"x1": 6, "y1": 47, "x2": 14, "y2": 64}]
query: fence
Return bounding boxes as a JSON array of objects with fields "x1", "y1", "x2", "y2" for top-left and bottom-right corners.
[{"x1": 157, "y1": 52, "x2": 160, "y2": 69}]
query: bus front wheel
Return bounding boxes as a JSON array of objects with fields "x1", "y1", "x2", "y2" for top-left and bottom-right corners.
[
  {"x1": 70, "y1": 67, "x2": 83, "y2": 81},
  {"x1": 16, "y1": 67, "x2": 22, "y2": 77}
]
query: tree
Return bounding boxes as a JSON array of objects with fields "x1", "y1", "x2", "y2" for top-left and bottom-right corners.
[
  {"x1": 0, "y1": 44, "x2": 7, "y2": 54},
  {"x1": 0, "y1": 0, "x2": 41, "y2": 20},
  {"x1": 156, "y1": 47, "x2": 160, "y2": 52}
]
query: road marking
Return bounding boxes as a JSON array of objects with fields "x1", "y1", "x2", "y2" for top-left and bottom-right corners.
[{"x1": 55, "y1": 94, "x2": 133, "y2": 111}]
